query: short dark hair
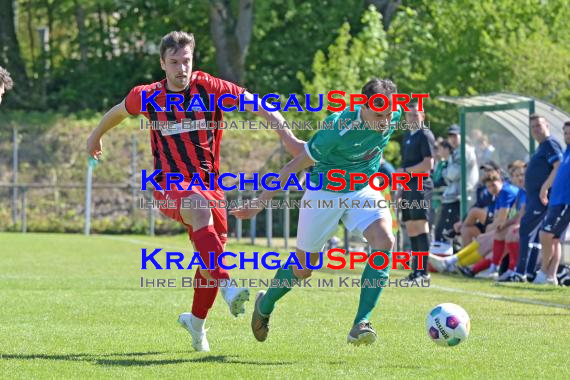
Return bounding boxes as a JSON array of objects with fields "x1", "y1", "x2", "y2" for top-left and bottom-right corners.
[
  {"x1": 361, "y1": 78, "x2": 397, "y2": 109},
  {"x1": 508, "y1": 160, "x2": 526, "y2": 172},
  {"x1": 0, "y1": 66, "x2": 14, "y2": 90},
  {"x1": 563, "y1": 121, "x2": 570, "y2": 129},
  {"x1": 159, "y1": 31, "x2": 195, "y2": 60},
  {"x1": 483, "y1": 172, "x2": 502, "y2": 184},
  {"x1": 530, "y1": 113, "x2": 545, "y2": 122},
  {"x1": 408, "y1": 101, "x2": 423, "y2": 111},
  {"x1": 439, "y1": 140, "x2": 453, "y2": 151}
]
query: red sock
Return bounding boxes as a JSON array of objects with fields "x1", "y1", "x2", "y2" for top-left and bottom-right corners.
[
  {"x1": 191, "y1": 225, "x2": 230, "y2": 280},
  {"x1": 472, "y1": 258, "x2": 491, "y2": 274},
  {"x1": 491, "y1": 240, "x2": 506, "y2": 266},
  {"x1": 191, "y1": 268, "x2": 219, "y2": 319},
  {"x1": 506, "y1": 241, "x2": 520, "y2": 270}
]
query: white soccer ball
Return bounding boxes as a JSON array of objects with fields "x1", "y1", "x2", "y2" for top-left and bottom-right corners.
[{"x1": 426, "y1": 303, "x2": 471, "y2": 347}]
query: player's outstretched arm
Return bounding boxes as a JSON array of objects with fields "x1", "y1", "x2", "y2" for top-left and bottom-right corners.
[
  {"x1": 241, "y1": 91, "x2": 305, "y2": 156},
  {"x1": 230, "y1": 149, "x2": 314, "y2": 220},
  {"x1": 86, "y1": 99, "x2": 130, "y2": 160}
]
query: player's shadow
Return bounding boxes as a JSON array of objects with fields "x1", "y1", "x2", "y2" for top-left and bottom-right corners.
[
  {"x1": 96, "y1": 355, "x2": 292, "y2": 367},
  {"x1": 0, "y1": 352, "x2": 292, "y2": 367},
  {"x1": 502, "y1": 313, "x2": 570, "y2": 317},
  {"x1": 0, "y1": 351, "x2": 164, "y2": 361},
  {"x1": 328, "y1": 361, "x2": 422, "y2": 370}
]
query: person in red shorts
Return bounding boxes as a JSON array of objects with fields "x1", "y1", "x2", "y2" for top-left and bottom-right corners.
[{"x1": 86, "y1": 31, "x2": 303, "y2": 352}]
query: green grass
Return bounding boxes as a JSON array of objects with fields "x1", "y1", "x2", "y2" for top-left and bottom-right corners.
[{"x1": 1, "y1": 232, "x2": 569, "y2": 379}]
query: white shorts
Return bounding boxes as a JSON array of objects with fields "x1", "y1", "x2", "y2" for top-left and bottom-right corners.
[{"x1": 296, "y1": 185, "x2": 392, "y2": 252}]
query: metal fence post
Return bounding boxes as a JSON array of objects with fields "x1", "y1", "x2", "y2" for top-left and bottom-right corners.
[
  {"x1": 236, "y1": 191, "x2": 242, "y2": 241},
  {"x1": 284, "y1": 190, "x2": 290, "y2": 250},
  {"x1": 21, "y1": 187, "x2": 27, "y2": 233},
  {"x1": 148, "y1": 190, "x2": 155, "y2": 236},
  {"x1": 250, "y1": 214, "x2": 256, "y2": 245},
  {"x1": 266, "y1": 206, "x2": 272, "y2": 248},
  {"x1": 12, "y1": 126, "x2": 19, "y2": 225},
  {"x1": 84, "y1": 161, "x2": 93, "y2": 235},
  {"x1": 131, "y1": 133, "x2": 137, "y2": 216}
]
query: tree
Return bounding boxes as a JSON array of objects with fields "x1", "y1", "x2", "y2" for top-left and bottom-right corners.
[
  {"x1": 209, "y1": 0, "x2": 253, "y2": 84},
  {"x1": 246, "y1": 0, "x2": 366, "y2": 95},
  {"x1": 0, "y1": 0, "x2": 29, "y2": 107},
  {"x1": 366, "y1": 0, "x2": 402, "y2": 30},
  {"x1": 297, "y1": 7, "x2": 388, "y2": 123}
]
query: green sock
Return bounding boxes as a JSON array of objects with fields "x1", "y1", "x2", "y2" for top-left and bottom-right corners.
[
  {"x1": 259, "y1": 266, "x2": 298, "y2": 315},
  {"x1": 353, "y1": 250, "x2": 392, "y2": 325}
]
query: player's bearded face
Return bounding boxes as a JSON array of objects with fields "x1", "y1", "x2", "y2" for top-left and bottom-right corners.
[{"x1": 161, "y1": 46, "x2": 193, "y2": 91}]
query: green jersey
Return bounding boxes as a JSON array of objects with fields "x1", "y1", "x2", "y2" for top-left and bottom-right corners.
[{"x1": 305, "y1": 105, "x2": 401, "y2": 193}]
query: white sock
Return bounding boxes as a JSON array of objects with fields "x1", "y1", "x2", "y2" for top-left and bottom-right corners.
[
  {"x1": 191, "y1": 315, "x2": 205, "y2": 331},
  {"x1": 447, "y1": 255, "x2": 459, "y2": 265},
  {"x1": 489, "y1": 263, "x2": 498, "y2": 271}
]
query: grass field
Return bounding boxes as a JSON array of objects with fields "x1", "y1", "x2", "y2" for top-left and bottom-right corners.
[{"x1": 1, "y1": 232, "x2": 569, "y2": 379}]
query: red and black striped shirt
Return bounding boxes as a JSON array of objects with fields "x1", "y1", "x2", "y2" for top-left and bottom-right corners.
[{"x1": 125, "y1": 70, "x2": 245, "y2": 184}]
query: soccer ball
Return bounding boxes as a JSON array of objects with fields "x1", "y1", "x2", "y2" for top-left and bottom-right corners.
[{"x1": 426, "y1": 303, "x2": 470, "y2": 347}]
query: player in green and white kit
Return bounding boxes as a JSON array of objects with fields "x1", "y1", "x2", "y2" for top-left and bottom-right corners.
[{"x1": 232, "y1": 78, "x2": 400, "y2": 345}]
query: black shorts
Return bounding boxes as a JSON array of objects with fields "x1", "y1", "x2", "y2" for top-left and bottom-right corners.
[
  {"x1": 542, "y1": 204, "x2": 570, "y2": 238},
  {"x1": 401, "y1": 178, "x2": 433, "y2": 222},
  {"x1": 474, "y1": 207, "x2": 494, "y2": 234}
]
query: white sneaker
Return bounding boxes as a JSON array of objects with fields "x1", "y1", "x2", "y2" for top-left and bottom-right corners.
[
  {"x1": 178, "y1": 313, "x2": 210, "y2": 352},
  {"x1": 429, "y1": 254, "x2": 452, "y2": 273},
  {"x1": 497, "y1": 269, "x2": 514, "y2": 282},
  {"x1": 533, "y1": 270, "x2": 558, "y2": 285},
  {"x1": 220, "y1": 286, "x2": 250, "y2": 317},
  {"x1": 475, "y1": 266, "x2": 498, "y2": 280},
  {"x1": 533, "y1": 270, "x2": 548, "y2": 284}
]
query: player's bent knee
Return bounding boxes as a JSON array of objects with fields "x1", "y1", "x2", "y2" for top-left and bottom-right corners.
[
  {"x1": 180, "y1": 203, "x2": 212, "y2": 229},
  {"x1": 199, "y1": 268, "x2": 213, "y2": 280},
  {"x1": 368, "y1": 233, "x2": 395, "y2": 251},
  {"x1": 364, "y1": 223, "x2": 395, "y2": 250},
  {"x1": 293, "y1": 267, "x2": 313, "y2": 279}
]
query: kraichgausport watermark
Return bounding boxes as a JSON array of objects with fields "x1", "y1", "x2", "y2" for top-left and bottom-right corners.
[
  {"x1": 139, "y1": 197, "x2": 430, "y2": 210},
  {"x1": 140, "y1": 119, "x2": 430, "y2": 133},
  {"x1": 138, "y1": 91, "x2": 429, "y2": 113},
  {"x1": 140, "y1": 170, "x2": 430, "y2": 192},
  {"x1": 139, "y1": 276, "x2": 430, "y2": 289}
]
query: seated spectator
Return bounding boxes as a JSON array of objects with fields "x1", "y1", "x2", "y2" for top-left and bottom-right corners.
[
  {"x1": 476, "y1": 161, "x2": 526, "y2": 279},
  {"x1": 453, "y1": 162, "x2": 501, "y2": 244},
  {"x1": 429, "y1": 171, "x2": 519, "y2": 274}
]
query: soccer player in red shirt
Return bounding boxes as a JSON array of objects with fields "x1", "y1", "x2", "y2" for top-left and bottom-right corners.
[{"x1": 86, "y1": 31, "x2": 303, "y2": 352}]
